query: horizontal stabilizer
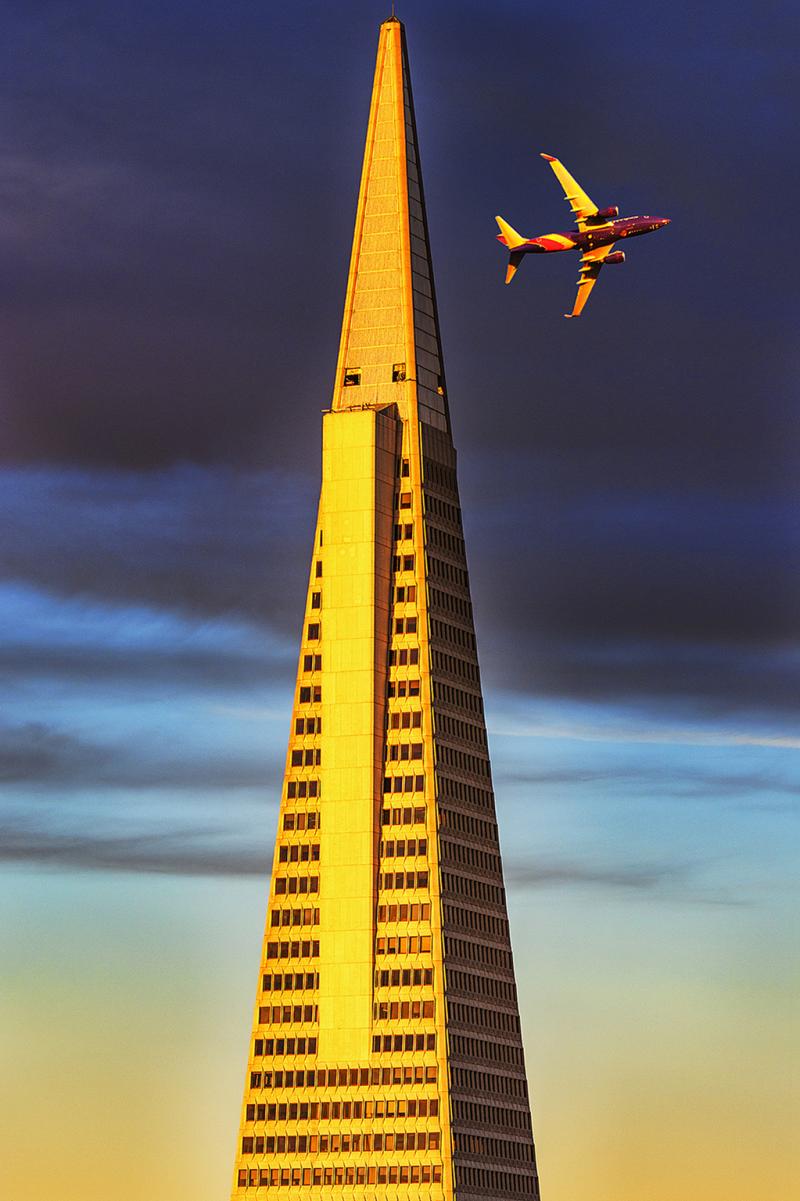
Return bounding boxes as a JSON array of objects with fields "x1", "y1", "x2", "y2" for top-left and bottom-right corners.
[
  {"x1": 505, "y1": 251, "x2": 525, "y2": 284},
  {"x1": 495, "y1": 215, "x2": 527, "y2": 250}
]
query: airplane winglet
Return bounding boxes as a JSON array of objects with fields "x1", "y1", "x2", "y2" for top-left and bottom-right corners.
[{"x1": 540, "y1": 153, "x2": 556, "y2": 161}]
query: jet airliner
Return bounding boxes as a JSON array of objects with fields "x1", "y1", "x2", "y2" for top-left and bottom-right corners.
[{"x1": 496, "y1": 153, "x2": 670, "y2": 317}]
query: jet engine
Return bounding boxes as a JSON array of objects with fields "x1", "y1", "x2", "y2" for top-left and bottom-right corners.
[
  {"x1": 595, "y1": 205, "x2": 619, "y2": 218},
  {"x1": 605, "y1": 251, "x2": 625, "y2": 264}
]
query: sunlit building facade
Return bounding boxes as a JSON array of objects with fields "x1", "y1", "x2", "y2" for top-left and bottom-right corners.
[{"x1": 230, "y1": 17, "x2": 541, "y2": 1200}]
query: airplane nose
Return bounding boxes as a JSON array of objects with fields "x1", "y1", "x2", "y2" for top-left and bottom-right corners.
[{"x1": 659, "y1": 218, "x2": 671, "y2": 227}]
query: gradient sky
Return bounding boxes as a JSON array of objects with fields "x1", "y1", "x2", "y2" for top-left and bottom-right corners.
[{"x1": 1, "y1": 2, "x2": 798, "y2": 1199}]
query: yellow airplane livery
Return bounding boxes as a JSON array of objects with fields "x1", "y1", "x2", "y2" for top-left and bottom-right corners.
[{"x1": 497, "y1": 153, "x2": 670, "y2": 317}]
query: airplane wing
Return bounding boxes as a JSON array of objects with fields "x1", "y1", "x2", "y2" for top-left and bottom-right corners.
[
  {"x1": 565, "y1": 243, "x2": 616, "y2": 318},
  {"x1": 540, "y1": 153, "x2": 598, "y2": 229}
]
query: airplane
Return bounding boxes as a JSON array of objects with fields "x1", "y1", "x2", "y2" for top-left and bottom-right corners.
[{"x1": 496, "y1": 153, "x2": 670, "y2": 317}]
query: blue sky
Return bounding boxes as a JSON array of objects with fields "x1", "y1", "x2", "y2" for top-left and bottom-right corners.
[{"x1": 1, "y1": 2, "x2": 798, "y2": 1198}]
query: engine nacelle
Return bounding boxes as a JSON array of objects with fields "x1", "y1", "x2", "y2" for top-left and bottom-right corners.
[
  {"x1": 605, "y1": 251, "x2": 625, "y2": 265},
  {"x1": 596, "y1": 205, "x2": 619, "y2": 219}
]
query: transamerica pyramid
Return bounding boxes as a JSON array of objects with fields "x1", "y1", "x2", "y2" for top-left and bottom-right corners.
[{"x1": 230, "y1": 16, "x2": 542, "y2": 1199}]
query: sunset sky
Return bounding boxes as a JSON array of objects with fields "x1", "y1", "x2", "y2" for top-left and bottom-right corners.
[{"x1": 1, "y1": 2, "x2": 798, "y2": 1199}]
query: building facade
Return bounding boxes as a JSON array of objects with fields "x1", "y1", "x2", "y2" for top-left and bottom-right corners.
[{"x1": 230, "y1": 17, "x2": 541, "y2": 1200}]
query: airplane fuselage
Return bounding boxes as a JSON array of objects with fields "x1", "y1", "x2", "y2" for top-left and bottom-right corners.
[{"x1": 516, "y1": 214, "x2": 670, "y2": 255}]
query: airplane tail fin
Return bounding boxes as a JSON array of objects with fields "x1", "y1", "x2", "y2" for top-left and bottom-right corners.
[
  {"x1": 495, "y1": 215, "x2": 527, "y2": 249},
  {"x1": 505, "y1": 251, "x2": 525, "y2": 285}
]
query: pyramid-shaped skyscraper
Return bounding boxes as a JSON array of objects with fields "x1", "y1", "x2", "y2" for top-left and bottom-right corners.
[{"x1": 230, "y1": 17, "x2": 542, "y2": 1200}]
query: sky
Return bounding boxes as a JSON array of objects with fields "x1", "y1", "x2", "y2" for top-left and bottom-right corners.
[{"x1": 1, "y1": 1, "x2": 798, "y2": 1199}]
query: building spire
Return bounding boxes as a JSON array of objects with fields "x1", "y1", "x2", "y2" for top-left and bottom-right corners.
[{"x1": 332, "y1": 18, "x2": 449, "y2": 432}]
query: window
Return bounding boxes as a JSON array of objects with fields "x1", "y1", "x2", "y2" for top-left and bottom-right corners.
[
  {"x1": 315, "y1": 561, "x2": 322, "y2": 578},
  {"x1": 399, "y1": 492, "x2": 411, "y2": 509},
  {"x1": 311, "y1": 591, "x2": 321, "y2": 609},
  {"x1": 392, "y1": 363, "x2": 406, "y2": 382},
  {"x1": 343, "y1": 369, "x2": 361, "y2": 386},
  {"x1": 307, "y1": 622, "x2": 320, "y2": 640}
]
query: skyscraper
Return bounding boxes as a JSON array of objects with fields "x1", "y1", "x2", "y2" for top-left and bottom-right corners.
[{"x1": 230, "y1": 17, "x2": 541, "y2": 1199}]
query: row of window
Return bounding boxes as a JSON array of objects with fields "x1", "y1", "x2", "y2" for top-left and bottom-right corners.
[
  {"x1": 449, "y1": 1002, "x2": 520, "y2": 1036},
  {"x1": 298, "y1": 684, "x2": 321, "y2": 703},
  {"x1": 242, "y1": 1130, "x2": 440, "y2": 1157},
  {"x1": 451, "y1": 1066, "x2": 528, "y2": 1100},
  {"x1": 248, "y1": 1064, "x2": 439, "y2": 1091},
  {"x1": 285, "y1": 780, "x2": 319, "y2": 799},
  {"x1": 374, "y1": 999, "x2": 434, "y2": 1021},
  {"x1": 372, "y1": 1032, "x2": 436, "y2": 1053},
  {"x1": 385, "y1": 742, "x2": 423, "y2": 762},
  {"x1": 262, "y1": 972, "x2": 318, "y2": 992},
  {"x1": 252, "y1": 1036, "x2": 317, "y2": 1056},
  {"x1": 454, "y1": 1164, "x2": 538, "y2": 1196},
  {"x1": 387, "y1": 709, "x2": 422, "y2": 729},
  {"x1": 427, "y1": 524, "x2": 465, "y2": 558},
  {"x1": 438, "y1": 743, "x2": 490, "y2": 778},
  {"x1": 393, "y1": 522, "x2": 413, "y2": 541},
  {"x1": 432, "y1": 648, "x2": 480, "y2": 684},
  {"x1": 449, "y1": 1033, "x2": 525, "y2": 1069},
  {"x1": 452, "y1": 1097, "x2": 532, "y2": 1132},
  {"x1": 430, "y1": 617, "x2": 475, "y2": 653},
  {"x1": 441, "y1": 872, "x2": 505, "y2": 908},
  {"x1": 273, "y1": 876, "x2": 318, "y2": 896},
  {"x1": 380, "y1": 837, "x2": 426, "y2": 858},
  {"x1": 387, "y1": 677, "x2": 420, "y2": 697},
  {"x1": 433, "y1": 678, "x2": 484, "y2": 715},
  {"x1": 445, "y1": 935, "x2": 511, "y2": 972},
  {"x1": 381, "y1": 804, "x2": 426, "y2": 826},
  {"x1": 378, "y1": 870, "x2": 428, "y2": 890},
  {"x1": 377, "y1": 902, "x2": 430, "y2": 924},
  {"x1": 393, "y1": 616, "x2": 417, "y2": 635},
  {"x1": 301, "y1": 653, "x2": 322, "y2": 672},
  {"x1": 282, "y1": 812, "x2": 319, "y2": 831},
  {"x1": 388, "y1": 646, "x2": 419, "y2": 666},
  {"x1": 444, "y1": 904, "x2": 508, "y2": 941},
  {"x1": 375, "y1": 967, "x2": 433, "y2": 988},
  {"x1": 438, "y1": 786, "x2": 496, "y2": 825},
  {"x1": 429, "y1": 584, "x2": 472, "y2": 620},
  {"x1": 427, "y1": 554, "x2": 469, "y2": 590},
  {"x1": 245, "y1": 1097, "x2": 439, "y2": 1125},
  {"x1": 446, "y1": 968, "x2": 516, "y2": 1005},
  {"x1": 269, "y1": 907, "x2": 319, "y2": 929},
  {"x1": 236, "y1": 1163, "x2": 443, "y2": 1189},
  {"x1": 382, "y1": 774, "x2": 425, "y2": 795},
  {"x1": 392, "y1": 554, "x2": 416, "y2": 573},
  {"x1": 294, "y1": 716, "x2": 320, "y2": 734},
  {"x1": 342, "y1": 363, "x2": 409, "y2": 388},
  {"x1": 376, "y1": 935, "x2": 432, "y2": 955},
  {"x1": 440, "y1": 837, "x2": 501, "y2": 877},
  {"x1": 436, "y1": 711, "x2": 487, "y2": 748},
  {"x1": 393, "y1": 583, "x2": 416, "y2": 602},
  {"x1": 425, "y1": 493, "x2": 462, "y2": 527},
  {"x1": 257, "y1": 1005, "x2": 317, "y2": 1026},
  {"x1": 290, "y1": 748, "x2": 320, "y2": 766},
  {"x1": 277, "y1": 842, "x2": 319, "y2": 863},
  {"x1": 421, "y1": 456, "x2": 458, "y2": 494},
  {"x1": 265, "y1": 939, "x2": 319, "y2": 960}
]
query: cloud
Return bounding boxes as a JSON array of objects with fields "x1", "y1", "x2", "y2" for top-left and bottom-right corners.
[
  {"x1": 0, "y1": 720, "x2": 280, "y2": 792},
  {"x1": 0, "y1": 816, "x2": 271, "y2": 877},
  {"x1": 503, "y1": 855, "x2": 748, "y2": 905},
  {"x1": 495, "y1": 719, "x2": 800, "y2": 753}
]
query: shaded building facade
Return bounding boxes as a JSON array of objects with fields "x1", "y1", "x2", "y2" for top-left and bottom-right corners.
[{"x1": 230, "y1": 17, "x2": 541, "y2": 1200}]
